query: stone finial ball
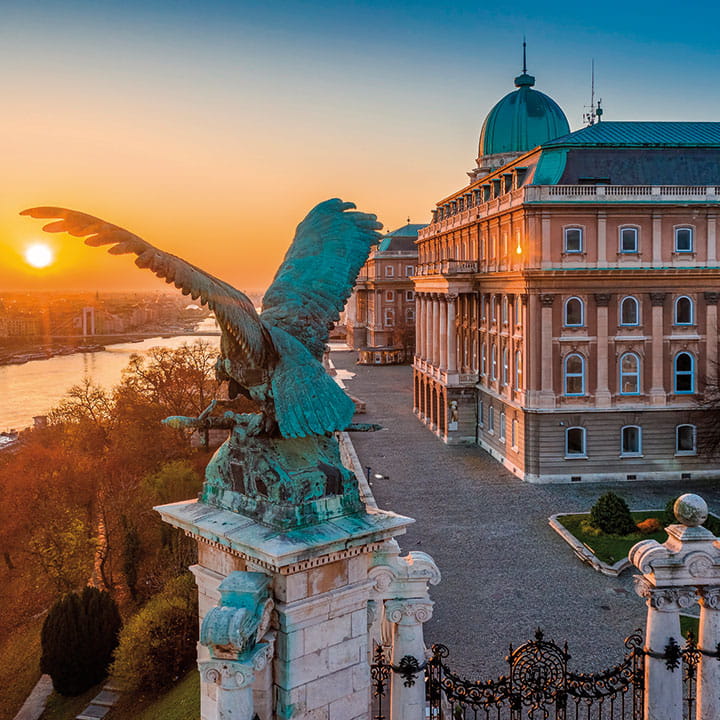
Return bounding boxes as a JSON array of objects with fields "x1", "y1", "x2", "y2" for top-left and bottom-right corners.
[{"x1": 674, "y1": 494, "x2": 708, "y2": 526}]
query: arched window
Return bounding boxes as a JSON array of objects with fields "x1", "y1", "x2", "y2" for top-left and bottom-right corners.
[
  {"x1": 676, "y1": 424, "x2": 697, "y2": 455},
  {"x1": 511, "y1": 418, "x2": 519, "y2": 449},
  {"x1": 619, "y1": 227, "x2": 639, "y2": 253},
  {"x1": 501, "y1": 296, "x2": 508, "y2": 324},
  {"x1": 674, "y1": 296, "x2": 693, "y2": 325},
  {"x1": 619, "y1": 352, "x2": 641, "y2": 395},
  {"x1": 480, "y1": 343, "x2": 486, "y2": 376},
  {"x1": 564, "y1": 353, "x2": 585, "y2": 396},
  {"x1": 674, "y1": 352, "x2": 695, "y2": 394},
  {"x1": 499, "y1": 411, "x2": 506, "y2": 441},
  {"x1": 620, "y1": 296, "x2": 639, "y2": 326},
  {"x1": 488, "y1": 405, "x2": 495, "y2": 433},
  {"x1": 515, "y1": 350, "x2": 523, "y2": 390},
  {"x1": 564, "y1": 227, "x2": 583, "y2": 253},
  {"x1": 564, "y1": 297, "x2": 584, "y2": 327},
  {"x1": 675, "y1": 227, "x2": 693, "y2": 253},
  {"x1": 565, "y1": 427, "x2": 586, "y2": 457},
  {"x1": 501, "y1": 347, "x2": 509, "y2": 385},
  {"x1": 491, "y1": 343, "x2": 497, "y2": 380},
  {"x1": 621, "y1": 425, "x2": 642, "y2": 456}
]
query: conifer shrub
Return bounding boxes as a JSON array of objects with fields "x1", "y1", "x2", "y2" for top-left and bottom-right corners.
[
  {"x1": 589, "y1": 492, "x2": 637, "y2": 535},
  {"x1": 111, "y1": 572, "x2": 198, "y2": 694},
  {"x1": 40, "y1": 586, "x2": 121, "y2": 695}
]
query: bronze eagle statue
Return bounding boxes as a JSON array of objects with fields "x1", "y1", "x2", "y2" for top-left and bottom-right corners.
[{"x1": 22, "y1": 199, "x2": 383, "y2": 439}]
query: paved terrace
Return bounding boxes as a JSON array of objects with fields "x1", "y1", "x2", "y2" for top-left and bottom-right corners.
[{"x1": 331, "y1": 350, "x2": 720, "y2": 678}]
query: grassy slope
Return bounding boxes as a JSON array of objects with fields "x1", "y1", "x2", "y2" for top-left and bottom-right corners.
[
  {"x1": 110, "y1": 671, "x2": 199, "y2": 720},
  {"x1": 0, "y1": 616, "x2": 43, "y2": 720}
]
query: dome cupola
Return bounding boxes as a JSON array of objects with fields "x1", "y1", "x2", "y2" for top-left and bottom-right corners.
[{"x1": 474, "y1": 45, "x2": 570, "y2": 176}]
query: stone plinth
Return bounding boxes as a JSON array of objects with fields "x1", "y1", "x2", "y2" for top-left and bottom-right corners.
[{"x1": 157, "y1": 499, "x2": 413, "y2": 720}]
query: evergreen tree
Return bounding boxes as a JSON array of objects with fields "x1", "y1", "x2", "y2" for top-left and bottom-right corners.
[
  {"x1": 590, "y1": 492, "x2": 637, "y2": 535},
  {"x1": 40, "y1": 586, "x2": 121, "y2": 695}
]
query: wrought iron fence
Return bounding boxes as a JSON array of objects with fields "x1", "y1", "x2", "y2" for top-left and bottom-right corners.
[{"x1": 371, "y1": 629, "x2": 646, "y2": 720}]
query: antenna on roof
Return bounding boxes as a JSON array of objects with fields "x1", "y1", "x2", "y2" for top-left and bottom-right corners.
[
  {"x1": 522, "y1": 36, "x2": 527, "y2": 74},
  {"x1": 407, "y1": 217, "x2": 411, "y2": 224},
  {"x1": 583, "y1": 60, "x2": 603, "y2": 126}
]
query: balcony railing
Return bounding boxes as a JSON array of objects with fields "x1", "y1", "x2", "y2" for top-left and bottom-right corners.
[
  {"x1": 415, "y1": 260, "x2": 479, "y2": 276},
  {"x1": 419, "y1": 185, "x2": 720, "y2": 239}
]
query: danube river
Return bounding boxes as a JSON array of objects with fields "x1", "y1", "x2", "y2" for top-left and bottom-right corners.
[{"x1": 0, "y1": 318, "x2": 220, "y2": 432}]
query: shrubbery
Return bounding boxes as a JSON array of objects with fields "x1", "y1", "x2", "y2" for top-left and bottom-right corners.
[
  {"x1": 40, "y1": 586, "x2": 121, "y2": 695},
  {"x1": 636, "y1": 517, "x2": 663, "y2": 534},
  {"x1": 662, "y1": 496, "x2": 680, "y2": 526},
  {"x1": 589, "y1": 492, "x2": 637, "y2": 535},
  {"x1": 111, "y1": 572, "x2": 198, "y2": 694}
]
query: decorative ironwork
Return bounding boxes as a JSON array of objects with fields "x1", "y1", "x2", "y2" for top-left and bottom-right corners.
[
  {"x1": 370, "y1": 644, "x2": 427, "y2": 719},
  {"x1": 420, "y1": 628, "x2": 645, "y2": 719},
  {"x1": 682, "y1": 631, "x2": 701, "y2": 719},
  {"x1": 664, "y1": 637, "x2": 682, "y2": 671},
  {"x1": 396, "y1": 655, "x2": 424, "y2": 687}
]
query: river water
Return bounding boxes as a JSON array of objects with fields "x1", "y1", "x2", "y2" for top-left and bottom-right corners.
[{"x1": 0, "y1": 318, "x2": 221, "y2": 432}]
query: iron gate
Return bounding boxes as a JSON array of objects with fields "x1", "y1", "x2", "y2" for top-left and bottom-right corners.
[{"x1": 372, "y1": 629, "x2": 646, "y2": 720}]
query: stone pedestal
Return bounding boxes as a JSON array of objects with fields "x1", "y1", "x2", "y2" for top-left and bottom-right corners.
[
  {"x1": 630, "y1": 494, "x2": 720, "y2": 720},
  {"x1": 157, "y1": 500, "x2": 413, "y2": 720}
]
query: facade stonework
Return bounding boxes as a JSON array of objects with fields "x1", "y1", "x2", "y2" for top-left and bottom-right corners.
[{"x1": 414, "y1": 82, "x2": 720, "y2": 482}]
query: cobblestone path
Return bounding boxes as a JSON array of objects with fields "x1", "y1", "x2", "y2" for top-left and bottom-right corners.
[{"x1": 333, "y1": 351, "x2": 720, "y2": 677}]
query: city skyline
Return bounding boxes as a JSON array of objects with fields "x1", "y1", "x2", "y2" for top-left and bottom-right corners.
[{"x1": 1, "y1": 0, "x2": 719, "y2": 291}]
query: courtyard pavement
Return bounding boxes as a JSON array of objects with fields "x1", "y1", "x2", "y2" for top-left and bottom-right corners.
[{"x1": 332, "y1": 350, "x2": 720, "y2": 678}]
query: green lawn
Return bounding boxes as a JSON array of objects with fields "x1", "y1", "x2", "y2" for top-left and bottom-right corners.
[
  {"x1": 0, "y1": 616, "x2": 43, "y2": 720},
  {"x1": 110, "y1": 671, "x2": 199, "y2": 720},
  {"x1": 558, "y1": 511, "x2": 668, "y2": 565}
]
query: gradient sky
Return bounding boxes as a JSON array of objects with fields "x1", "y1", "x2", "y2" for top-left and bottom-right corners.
[{"x1": 2, "y1": 0, "x2": 719, "y2": 292}]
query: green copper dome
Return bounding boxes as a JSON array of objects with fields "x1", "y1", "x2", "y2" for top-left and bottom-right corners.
[{"x1": 478, "y1": 71, "x2": 570, "y2": 157}]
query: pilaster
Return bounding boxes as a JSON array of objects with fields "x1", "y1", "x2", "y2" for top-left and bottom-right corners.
[{"x1": 649, "y1": 292, "x2": 666, "y2": 405}]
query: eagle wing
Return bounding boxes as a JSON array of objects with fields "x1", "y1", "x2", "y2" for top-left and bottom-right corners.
[
  {"x1": 20, "y1": 207, "x2": 276, "y2": 367},
  {"x1": 260, "y1": 198, "x2": 383, "y2": 358}
]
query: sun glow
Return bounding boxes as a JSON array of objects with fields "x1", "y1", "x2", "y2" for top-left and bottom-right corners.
[{"x1": 24, "y1": 243, "x2": 54, "y2": 268}]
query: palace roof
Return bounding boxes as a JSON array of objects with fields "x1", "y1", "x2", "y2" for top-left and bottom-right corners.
[
  {"x1": 377, "y1": 223, "x2": 426, "y2": 252},
  {"x1": 545, "y1": 121, "x2": 720, "y2": 148}
]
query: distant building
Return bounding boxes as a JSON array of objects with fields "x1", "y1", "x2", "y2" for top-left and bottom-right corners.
[
  {"x1": 346, "y1": 223, "x2": 425, "y2": 364},
  {"x1": 414, "y1": 60, "x2": 720, "y2": 483}
]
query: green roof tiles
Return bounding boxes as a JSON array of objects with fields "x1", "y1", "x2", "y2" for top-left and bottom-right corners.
[{"x1": 544, "y1": 122, "x2": 720, "y2": 148}]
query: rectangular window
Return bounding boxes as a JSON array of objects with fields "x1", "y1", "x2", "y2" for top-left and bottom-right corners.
[
  {"x1": 386, "y1": 290, "x2": 395, "y2": 302},
  {"x1": 405, "y1": 265, "x2": 415, "y2": 276},
  {"x1": 384, "y1": 308, "x2": 394, "y2": 327},
  {"x1": 675, "y1": 228, "x2": 693, "y2": 253},
  {"x1": 620, "y1": 227, "x2": 638, "y2": 253},
  {"x1": 405, "y1": 290, "x2": 414, "y2": 301},
  {"x1": 385, "y1": 266, "x2": 394, "y2": 277},
  {"x1": 621, "y1": 426, "x2": 642, "y2": 456},
  {"x1": 565, "y1": 427, "x2": 586, "y2": 457},
  {"x1": 676, "y1": 425, "x2": 697, "y2": 455},
  {"x1": 564, "y1": 228, "x2": 583, "y2": 253}
]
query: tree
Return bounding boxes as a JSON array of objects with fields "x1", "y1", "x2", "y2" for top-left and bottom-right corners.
[
  {"x1": 111, "y1": 573, "x2": 197, "y2": 693},
  {"x1": 40, "y1": 586, "x2": 121, "y2": 695},
  {"x1": 590, "y1": 492, "x2": 637, "y2": 535}
]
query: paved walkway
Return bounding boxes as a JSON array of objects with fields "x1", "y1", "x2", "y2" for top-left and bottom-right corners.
[
  {"x1": 13, "y1": 675, "x2": 52, "y2": 720},
  {"x1": 333, "y1": 351, "x2": 720, "y2": 677}
]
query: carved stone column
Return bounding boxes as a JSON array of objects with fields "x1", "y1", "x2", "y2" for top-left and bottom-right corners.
[
  {"x1": 539, "y1": 294, "x2": 555, "y2": 406},
  {"x1": 596, "y1": 211, "x2": 607, "y2": 266},
  {"x1": 594, "y1": 293, "x2": 612, "y2": 406},
  {"x1": 698, "y1": 587, "x2": 720, "y2": 720},
  {"x1": 424, "y1": 295, "x2": 432, "y2": 361},
  {"x1": 634, "y1": 580, "x2": 693, "y2": 720},
  {"x1": 649, "y1": 293, "x2": 666, "y2": 405},
  {"x1": 630, "y1": 494, "x2": 720, "y2": 720},
  {"x1": 431, "y1": 295, "x2": 440, "y2": 367},
  {"x1": 199, "y1": 645, "x2": 273, "y2": 720},
  {"x1": 652, "y1": 212, "x2": 663, "y2": 266},
  {"x1": 385, "y1": 599, "x2": 434, "y2": 720},
  {"x1": 708, "y1": 214, "x2": 716, "y2": 264},
  {"x1": 447, "y1": 295, "x2": 458, "y2": 374},
  {"x1": 439, "y1": 297, "x2": 448, "y2": 371},
  {"x1": 704, "y1": 292, "x2": 719, "y2": 395}
]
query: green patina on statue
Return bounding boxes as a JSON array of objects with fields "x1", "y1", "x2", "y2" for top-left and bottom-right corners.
[{"x1": 23, "y1": 199, "x2": 382, "y2": 529}]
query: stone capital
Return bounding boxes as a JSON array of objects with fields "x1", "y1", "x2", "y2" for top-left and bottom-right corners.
[
  {"x1": 369, "y1": 541, "x2": 441, "y2": 599},
  {"x1": 634, "y1": 577, "x2": 696, "y2": 611},
  {"x1": 447, "y1": 293, "x2": 458, "y2": 302},
  {"x1": 704, "y1": 292, "x2": 720, "y2": 306},
  {"x1": 199, "y1": 657, "x2": 256, "y2": 691},
  {"x1": 594, "y1": 293, "x2": 612, "y2": 307},
  {"x1": 698, "y1": 586, "x2": 720, "y2": 610},
  {"x1": 540, "y1": 294, "x2": 555, "y2": 308},
  {"x1": 384, "y1": 598, "x2": 434, "y2": 625},
  {"x1": 649, "y1": 292, "x2": 666, "y2": 307}
]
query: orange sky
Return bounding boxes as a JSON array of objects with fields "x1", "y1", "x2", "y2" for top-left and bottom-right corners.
[{"x1": 2, "y1": 2, "x2": 720, "y2": 293}]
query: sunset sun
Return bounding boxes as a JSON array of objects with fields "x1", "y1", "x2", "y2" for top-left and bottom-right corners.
[{"x1": 24, "y1": 242, "x2": 54, "y2": 268}]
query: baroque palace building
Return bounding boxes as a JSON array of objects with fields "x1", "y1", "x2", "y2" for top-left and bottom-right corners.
[{"x1": 413, "y1": 62, "x2": 720, "y2": 482}]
